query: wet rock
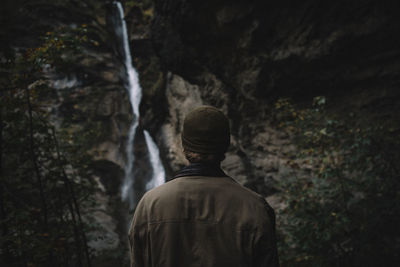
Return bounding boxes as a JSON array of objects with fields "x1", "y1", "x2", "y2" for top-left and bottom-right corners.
[
  {"x1": 151, "y1": 0, "x2": 400, "y2": 197},
  {"x1": 159, "y1": 73, "x2": 203, "y2": 174}
]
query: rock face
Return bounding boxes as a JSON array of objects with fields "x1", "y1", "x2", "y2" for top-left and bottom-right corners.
[
  {"x1": 146, "y1": 0, "x2": 400, "y2": 199},
  {"x1": 152, "y1": 0, "x2": 400, "y2": 105},
  {"x1": 152, "y1": 70, "x2": 293, "y2": 198}
]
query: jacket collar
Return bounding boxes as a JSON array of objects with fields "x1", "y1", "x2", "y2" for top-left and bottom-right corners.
[{"x1": 174, "y1": 162, "x2": 228, "y2": 179}]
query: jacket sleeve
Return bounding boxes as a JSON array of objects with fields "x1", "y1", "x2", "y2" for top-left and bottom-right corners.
[
  {"x1": 129, "y1": 226, "x2": 145, "y2": 267},
  {"x1": 128, "y1": 201, "x2": 146, "y2": 267},
  {"x1": 253, "y1": 201, "x2": 280, "y2": 267}
]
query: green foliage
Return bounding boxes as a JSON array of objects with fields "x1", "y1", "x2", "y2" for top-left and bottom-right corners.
[
  {"x1": 26, "y1": 24, "x2": 96, "y2": 70},
  {"x1": 0, "y1": 27, "x2": 98, "y2": 266},
  {"x1": 275, "y1": 97, "x2": 400, "y2": 267}
]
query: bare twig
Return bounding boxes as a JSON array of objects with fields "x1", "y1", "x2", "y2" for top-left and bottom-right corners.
[
  {"x1": 25, "y1": 87, "x2": 49, "y2": 228},
  {"x1": 51, "y1": 127, "x2": 91, "y2": 267},
  {"x1": 0, "y1": 103, "x2": 12, "y2": 263}
]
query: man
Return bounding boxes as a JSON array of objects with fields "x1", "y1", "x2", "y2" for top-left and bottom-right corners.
[{"x1": 129, "y1": 106, "x2": 279, "y2": 267}]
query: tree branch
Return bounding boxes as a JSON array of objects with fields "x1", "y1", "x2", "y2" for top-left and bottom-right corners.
[{"x1": 51, "y1": 127, "x2": 91, "y2": 267}]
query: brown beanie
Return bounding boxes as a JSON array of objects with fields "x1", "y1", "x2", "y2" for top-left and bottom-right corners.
[{"x1": 181, "y1": 106, "x2": 230, "y2": 154}]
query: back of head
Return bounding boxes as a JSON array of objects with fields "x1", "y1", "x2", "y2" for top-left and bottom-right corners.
[{"x1": 181, "y1": 106, "x2": 230, "y2": 162}]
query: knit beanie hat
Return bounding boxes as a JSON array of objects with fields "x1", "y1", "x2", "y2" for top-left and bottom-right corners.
[{"x1": 181, "y1": 106, "x2": 230, "y2": 154}]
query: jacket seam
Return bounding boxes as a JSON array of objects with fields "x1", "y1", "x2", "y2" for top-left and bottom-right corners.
[{"x1": 133, "y1": 220, "x2": 258, "y2": 233}]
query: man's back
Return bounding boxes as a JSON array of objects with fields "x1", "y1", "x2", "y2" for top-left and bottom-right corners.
[{"x1": 129, "y1": 175, "x2": 279, "y2": 267}]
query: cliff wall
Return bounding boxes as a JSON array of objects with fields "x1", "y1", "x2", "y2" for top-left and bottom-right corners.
[{"x1": 143, "y1": 0, "x2": 400, "y2": 201}]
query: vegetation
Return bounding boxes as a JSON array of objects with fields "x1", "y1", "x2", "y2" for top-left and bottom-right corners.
[
  {"x1": 0, "y1": 27, "x2": 99, "y2": 266},
  {"x1": 275, "y1": 97, "x2": 400, "y2": 267},
  {"x1": 125, "y1": 0, "x2": 154, "y2": 12}
]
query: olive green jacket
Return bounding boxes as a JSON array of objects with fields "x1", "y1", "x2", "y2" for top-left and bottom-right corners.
[{"x1": 129, "y1": 175, "x2": 279, "y2": 267}]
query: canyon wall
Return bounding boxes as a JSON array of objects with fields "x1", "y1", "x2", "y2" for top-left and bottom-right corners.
[{"x1": 140, "y1": 0, "x2": 400, "y2": 202}]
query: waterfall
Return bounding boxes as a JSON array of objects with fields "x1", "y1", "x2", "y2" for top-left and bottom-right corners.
[
  {"x1": 112, "y1": 1, "x2": 165, "y2": 209},
  {"x1": 144, "y1": 130, "x2": 166, "y2": 190}
]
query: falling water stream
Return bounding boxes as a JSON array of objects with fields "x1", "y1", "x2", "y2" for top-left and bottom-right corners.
[
  {"x1": 144, "y1": 131, "x2": 165, "y2": 190},
  {"x1": 113, "y1": 1, "x2": 165, "y2": 209}
]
